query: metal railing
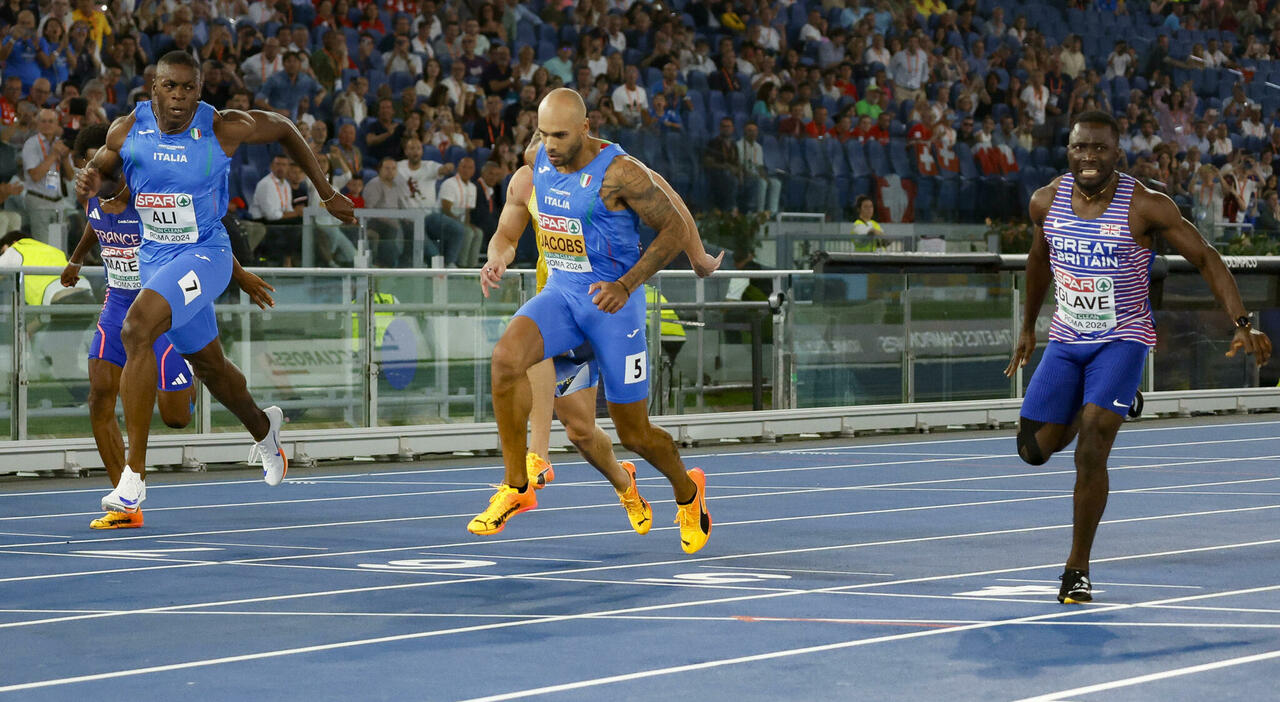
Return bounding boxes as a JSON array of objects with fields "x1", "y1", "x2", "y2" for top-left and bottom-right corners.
[{"x1": 1, "y1": 254, "x2": 1277, "y2": 474}]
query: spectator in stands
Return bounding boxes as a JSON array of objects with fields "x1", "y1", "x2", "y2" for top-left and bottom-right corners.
[
  {"x1": 250, "y1": 155, "x2": 304, "y2": 266},
  {"x1": 470, "y1": 94, "x2": 508, "y2": 149},
  {"x1": 437, "y1": 156, "x2": 481, "y2": 267},
  {"x1": 644, "y1": 93, "x2": 682, "y2": 133},
  {"x1": 855, "y1": 83, "x2": 883, "y2": 120},
  {"x1": 703, "y1": 117, "x2": 741, "y2": 214},
  {"x1": 777, "y1": 100, "x2": 806, "y2": 138},
  {"x1": 310, "y1": 29, "x2": 349, "y2": 94},
  {"x1": 25, "y1": 77, "x2": 52, "y2": 110},
  {"x1": 199, "y1": 60, "x2": 236, "y2": 109},
  {"x1": 806, "y1": 106, "x2": 831, "y2": 139},
  {"x1": 510, "y1": 44, "x2": 537, "y2": 84},
  {"x1": 456, "y1": 34, "x2": 488, "y2": 84},
  {"x1": 22, "y1": 107, "x2": 72, "y2": 246},
  {"x1": 433, "y1": 21, "x2": 460, "y2": 63},
  {"x1": 864, "y1": 32, "x2": 890, "y2": 68},
  {"x1": 1211, "y1": 124, "x2": 1233, "y2": 159},
  {"x1": 799, "y1": 9, "x2": 826, "y2": 45},
  {"x1": 543, "y1": 42, "x2": 574, "y2": 86},
  {"x1": 35, "y1": 16, "x2": 73, "y2": 89},
  {"x1": 1255, "y1": 190, "x2": 1280, "y2": 237},
  {"x1": 682, "y1": 37, "x2": 714, "y2": 77},
  {"x1": 1104, "y1": 40, "x2": 1134, "y2": 80},
  {"x1": 382, "y1": 33, "x2": 423, "y2": 78},
  {"x1": 1128, "y1": 118, "x2": 1161, "y2": 155},
  {"x1": 0, "y1": 10, "x2": 42, "y2": 91},
  {"x1": 365, "y1": 98, "x2": 406, "y2": 163},
  {"x1": 890, "y1": 33, "x2": 928, "y2": 105},
  {"x1": 709, "y1": 51, "x2": 741, "y2": 94},
  {"x1": 752, "y1": 83, "x2": 777, "y2": 123},
  {"x1": 70, "y1": 0, "x2": 110, "y2": 52},
  {"x1": 611, "y1": 65, "x2": 647, "y2": 129},
  {"x1": 257, "y1": 51, "x2": 325, "y2": 120},
  {"x1": 1241, "y1": 105, "x2": 1267, "y2": 140},
  {"x1": 361, "y1": 156, "x2": 416, "y2": 267},
  {"x1": 241, "y1": 36, "x2": 284, "y2": 93},
  {"x1": 415, "y1": 58, "x2": 444, "y2": 100},
  {"x1": 353, "y1": 32, "x2": 384, "y2": 74},
  {"x1": 458, "y1": 18, "x2": 490, "y2": 57},
  {"x1": 396, "y1": 135, "x2": 462, "y2": 263},
  {"x1": 443, "y1": 60, "x2": 478, "y2": 119},
  {"x1": 472, "y1": 160, "x2": 505, "y2": 251},
  {"x1": 738, "y1": 121, "x2": 779, "y2": 215},
  {"x1": 424, "y1": 110, "x2": 468, "y2": 155},
  {"x1": 481, "y1": 45, "x2": 514, "y2": 100},
  {"x1": 329, "y1": 122, "x2": 363, "y2": 182},
  {"x1": 333, "y1": 76, "x2": 369, "y2": 126}
]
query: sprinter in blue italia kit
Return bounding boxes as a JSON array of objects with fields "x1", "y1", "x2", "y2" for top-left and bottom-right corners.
[{"x1": 74, "y1": 52, "x2": 356, "y2": 516}]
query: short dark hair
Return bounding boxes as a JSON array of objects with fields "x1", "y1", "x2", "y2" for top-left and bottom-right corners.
[
  {"x1": 73, "y1": 123, "x2": 109, "y2": 159},
  {"x1": 0, "y1": 231, "x2": 31, "y2": 249},
  {"x1": 1071, "y1": 110, "x2": 1120, "y2": 140},
  {"x1": 157, "y1": 50, "x2": 201, "y2": 76}
]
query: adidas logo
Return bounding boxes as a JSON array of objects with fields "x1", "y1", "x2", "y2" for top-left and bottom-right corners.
[
  {"x1": 171, "y1": 372, "x2": 188, "y2": 386},
  {"x1": 89, "y1": 207, "x2": 100, "y2": 220}
]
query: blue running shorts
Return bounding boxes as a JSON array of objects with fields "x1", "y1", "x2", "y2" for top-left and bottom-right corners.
[
  {"x1": 553, "y1": 343, "x2": 599, "y2": 398},
  {"x1": 515, "y1": 283, "x2": 648, "y2": 405},
  {"x1": 140, "y1": 243, "x2": 232, "y2": 354},
  {"x1": 1021, "y1": 340, "x2": 1149, "y2": 423},
  {"x1": 90, "y1": 290, "x2": 193, "y2": 390}
]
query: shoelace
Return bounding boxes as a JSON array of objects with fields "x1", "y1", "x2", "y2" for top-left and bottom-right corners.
[{"x1": 619, "y1": 489, "x2": 645, "y2": 514}]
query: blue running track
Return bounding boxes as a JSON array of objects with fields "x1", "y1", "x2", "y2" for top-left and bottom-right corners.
[{"x1": 1, "y1": 416, "x2": 1278, "y2": 701}]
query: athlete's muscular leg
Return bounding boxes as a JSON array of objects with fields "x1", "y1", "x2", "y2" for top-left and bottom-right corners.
[
  {"x1": 527, "y1": 359, "x2": 554, "y2": 459},
  {"x1": 558, "y1": 388, "x2": 629, "y2": 491},
  {"x1": 156, "y1": 384, "x2": 195, "y2": 429},
  {"x1": 1065, "y1": 403, "x2": 1123, "y2": 571},
  {"x1": 184, "y1": 338, "x2": 269, "y2": 441},
  {"x1": 608, "y1": 400, "x2": 696, "y2": 503},
  {"x1": 119, "y1": 290, "x2": 171, "y2": 478},
  {"x1": 1016, "y1": 413, "x2": 1082, "y2": 465},
  {"x1": 492, "y1": 317, "x2": 546, "y2": 488},
  {"x1": 87, "y1": 359, "x2": 125, "y2": 486}
]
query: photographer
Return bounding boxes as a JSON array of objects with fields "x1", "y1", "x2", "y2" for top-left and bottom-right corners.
[{"x1": 21, "y1": 108, "x2": 73, "y2": 249}]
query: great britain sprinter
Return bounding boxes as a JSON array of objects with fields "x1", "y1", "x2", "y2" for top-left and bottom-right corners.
[
  {"x1": 468, "y1": 88, "x2": 712, "y2": 554},
  {"x1": 61, "y1": 123, "x2": 276, "y2": 529},
  {"x1": 1006, "y1": 110, "x2": 1271, "y2": 604},
  {"x1": 73, "y1": 51, "x2": 356, "y2": 514},
  {"x1": 479, "y1": 131, "x2": 722, "y2": 542}
]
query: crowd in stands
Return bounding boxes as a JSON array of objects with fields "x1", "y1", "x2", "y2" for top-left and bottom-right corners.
[{"x1": 1, "y1": 0, "x2": 1280, "y2": 268}]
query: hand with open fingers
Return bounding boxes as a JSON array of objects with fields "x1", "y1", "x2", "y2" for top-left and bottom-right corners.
[
  {"x1": 323, "y1": 192, "x2": 358, "y2": 224},
  {"x1": 75, "y1": 166, "x2": 101, "y2": 201},
  {"x1": 236, "y1": 270, "x2": 276, "y2": 310},
  {"x1": 588, "y1": 280, "x2": 630, "y2": 313},
  {"x1": 691, "y1": 250, "x2": 725, "y2": 278},
  {"x1": 1226, "y1": 327, "x2": 1272, "y2": 366},
  {"x1": 479, "y1": 260, "x2": 506, "y2": 298},
  {"x1": 1004, "y1": 329, "x2": 1037, "y2": 378}
]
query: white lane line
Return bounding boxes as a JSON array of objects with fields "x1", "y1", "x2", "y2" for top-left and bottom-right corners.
[
  {"x1": 1012, "y1": 649, "x2": 1280, "y2": 702},
  {"x1": 411, "y1": 551, "x2": 603, "y2": 563},
  {"x1": 3, "y1": 417, "x2": 1276, "y2": 500},
  {"x1": 1148, "y1": 604, "x2": 1280, "y2": 615},
  {"x1": 2, "y1": 552, "x2": 1278, "y2": 696},
  {"x1": 156, "y1": 540, "x2": 329, "y2": 551},
  {"x1": 0, "y1": 531, "x2": 73, "y2": 538},
  {"x1": 452, "y1": 584, "x2": 1280, "y2": 702},
  {"x1": 698, "y1": 565, "x2": 895, "y2": 577},
  {"x1": 997, "y1": 578, "x2": 1203, "y2": 589}
]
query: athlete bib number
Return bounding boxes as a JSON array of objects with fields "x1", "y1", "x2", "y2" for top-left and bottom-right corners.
[
  {"x1": 100, "y1": 246, "x2": 141, "y2": 290},
  {"x1": 135, "y1": 192, "x2": 199, "y2": 244},
  {"x1": 536, "y1": 212, "x2": 592, "y2": 273},
  {"x1": 1053, "y1": 269, "x2": 1116, "y2": 332}
]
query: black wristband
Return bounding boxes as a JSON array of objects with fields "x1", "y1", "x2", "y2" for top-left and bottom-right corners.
[{"x1": 1235, "y1": 315, "x2": 1252, "y2": 330}]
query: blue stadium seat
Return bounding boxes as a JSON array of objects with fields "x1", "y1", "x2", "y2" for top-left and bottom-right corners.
[
  {"x1": 389, "y1": 71, "x2": 414, "y2": 94},
  {"x1": 782, "y1": 138, "x2": 809, "y2": 211},
  {"x1": 864, "y1": 140, "x2": 890, "y2": 175},
  {"x1": 762, "y1": 135, "x2": 787, "y2": 176},
  {"x1": 538, "y1": 24, "x2": 557, "y2": 44},
  {"x1": 444, "y1": 145, "x2": 468, "y2": 165},
  {"x1": 845, "y1": 140, "x2": 872, "y2": 199},
  {"x1": 888, "y1": 139, "x2": 914, "y2": 179}
]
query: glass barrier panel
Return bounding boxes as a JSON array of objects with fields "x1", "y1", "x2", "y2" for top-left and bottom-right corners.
[
  {"x1": 218, "y1": 271, "x2": 366, "y2": 432},
  {"x1": 790, "y1": 272, "x2": 907, "y2": 407},
  {"x1": 906, "y1": 272, "x2": 1017, "y2": 403},
  {"x1": 0, "y1": 272, "x2": 14, "y2": 438},
  {"x1": 1153, "y1": 272, "x2": 1277, "y2": 390}
]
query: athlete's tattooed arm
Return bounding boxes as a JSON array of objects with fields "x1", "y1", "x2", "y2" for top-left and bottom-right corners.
[{"x1": 591, "y1": 155, "x2": 689, "y2": 313}]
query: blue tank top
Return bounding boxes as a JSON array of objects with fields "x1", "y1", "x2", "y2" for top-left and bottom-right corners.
[
  {"x1": 530, "y1": 141, "x2": 641, "y2": 287},
  {"x1": 87, "y1": 195, "x2": 144, "y2": 300},
  {"x1": 120, "y1": 101, "x2": 231, "y2": 265}
]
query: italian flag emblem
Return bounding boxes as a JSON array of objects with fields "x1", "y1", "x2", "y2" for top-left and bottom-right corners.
[
  {"x1": 580, "y1": 173, "x2": 592, "y2": 188},
  {"x1": 190, "y1": 128, "x2": 202, "y2": 140}
]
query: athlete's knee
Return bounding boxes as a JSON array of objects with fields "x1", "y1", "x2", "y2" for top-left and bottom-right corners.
[
  {"x1": 1016, "y1": 418, "x2": 1050, "y2": 466},
  {"x1": 185, "y1": 354, "x2": 222, "y2": 382},
  {"x1": 87, "y1": 385, "x2": 117, "y2": 419},
  {"x1": 120, "y1": 317, "x2": 157, "y2": 352},
  {"x1": 491, "y1": 336, "x2": 536, "y2": 386},
  {"x1": 562, "y1": 417, "x2": 595, "y2": 447}
]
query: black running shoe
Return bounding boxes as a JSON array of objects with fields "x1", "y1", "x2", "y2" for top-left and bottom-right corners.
[
  {"x1": 1127, "y1": 390, "x2": 1143, "y2": 419},
  {"x1": 1058, "y1": 568, "x2": 1092, "y2": 604}
]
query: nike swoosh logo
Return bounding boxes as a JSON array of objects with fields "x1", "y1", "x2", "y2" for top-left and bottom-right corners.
[
  {"x1": 119, "y1": 497, "x2": 137, "y2": 506},
  {"x1": 1112, "y1": 400, "x2": 1128, "y2": 408},
  {"x1": 194, "y1": 254, "x2": 210, "y2": 261}
]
